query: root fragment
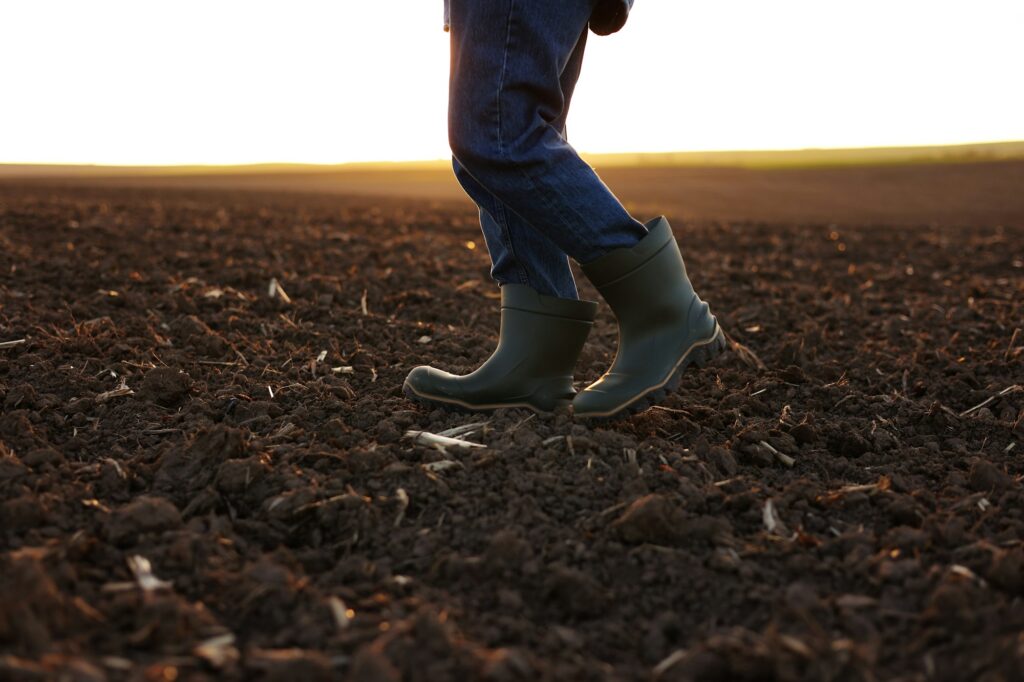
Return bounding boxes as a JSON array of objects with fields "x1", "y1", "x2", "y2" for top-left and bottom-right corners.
[
  {"x1": 393, "y1": 488, "x2": 409, "y2": 527},
  {"x1": 1007, "y1": 328, "x2": 1021, "y2": 361},
  {"x1": 0, "y1": 338, "x2": 26, "y2": 349},
  {"x1": 726, "y1": 331, "x2": 766, "y2": 370},
  {"x1": 653, "y1": 649, "x2": 688, "y2": 678},
  {"x1": 625, "y1": 448, "x2": 638, "y2": 471},
  {"x1": 438, "y1": 421, "x2": 488, "y2": 439},
  {"x1": 126, "y1": 555, "x2": 171, "y2": 592},
  {"x1": 194, "y1": 633, "x2": 239, "y2": 668},
  {"x1": 777, "y1": 634, "x2": 814, "y2": 658},
  {"x1": 96, "y1": 380, "x2": 134, "y2": 403},
  {"x1": 422, "y1": 459, "x2": 462, "y2": 472},
  {"x1": 649, "y1": 405, "x2": 692, "y2": 415},
  {"x1": 959, "y1": 385, "x2": 1022, "y2": 418},
  {"x1": 763, "y1": 499, "x2": 787, "y2": 535},
  {"x1": 759, "y1": 440, "x2": 795, "y2": 467},
  {"x1": 405, "y1": 430, "x2": 485, "y2": 450},
  {"x1": 818, "y1": 476, "x2": 891, "y2": 503},
  {"x1": 268, "y1": 278, "x2": 291, "y2": 304},
  {"x1": 102, "y1": 458, "x2": 127, "y2": 479}
]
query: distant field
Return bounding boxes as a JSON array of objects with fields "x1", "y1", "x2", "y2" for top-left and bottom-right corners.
[
  {"x1": 588, "y1": 140, "x2": 1024, "y2": 169},
  {"x1": 2, "y1": 155, "x2": 1023, "y2": 228},
  {"x1": 4, "y1": 140, "x2": 1024, "y2": 177}
]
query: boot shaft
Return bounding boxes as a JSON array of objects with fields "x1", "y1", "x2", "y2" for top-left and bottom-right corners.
[
  {"x1": 582, "y1": 217, "x2": 711, "y2": 341},
  {"x1": 492, "y1": 284, "x2": 598, "y2": 379}
]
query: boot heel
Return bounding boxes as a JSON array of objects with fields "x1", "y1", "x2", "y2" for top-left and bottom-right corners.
[{"x1": 690, "y1": 326, "x2": 727, "y2": 369}]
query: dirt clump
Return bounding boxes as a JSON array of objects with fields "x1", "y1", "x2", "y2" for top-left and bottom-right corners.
[
  {"x1": 138, "y1": 367, "x2": 193, "y2": 407},
  {"x1": 612, "y1": 494, "x2": 689, "y2": 545},
  {"x1": 105, "y1": 495, "x2": 182, "y2": 545},
  {"x1": 968, "y1": 458, "x2": 1014, "y2": 492}
]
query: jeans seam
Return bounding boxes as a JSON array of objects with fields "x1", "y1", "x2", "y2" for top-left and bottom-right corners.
[
  {"x1": 492, "y1": 200, "x2": 531, "y2": 287},
  {"x1": 495, "y1": 0, "x2": 515, "y2": 163},
  {"x1": 493, "y1": 0, "x2": 530, "y2": 288}
]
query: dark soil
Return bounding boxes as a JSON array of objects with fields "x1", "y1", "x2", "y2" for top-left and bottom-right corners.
[{"x1": 1, "y1": 183, "x2": 1022, "y2": 681}]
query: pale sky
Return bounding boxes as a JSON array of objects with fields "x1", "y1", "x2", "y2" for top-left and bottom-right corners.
[{"x1": 1, "y1": 0, "x2": 1022, "y2": 166}]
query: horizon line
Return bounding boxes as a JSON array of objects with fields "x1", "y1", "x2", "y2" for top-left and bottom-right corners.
[{"x1": 2, "y1": 139, "x2": 1023, "y2": 174}]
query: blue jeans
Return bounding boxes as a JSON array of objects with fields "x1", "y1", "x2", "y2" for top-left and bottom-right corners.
[{"x1": 448, "y1": 0, "x2": 647, "y2": 300}]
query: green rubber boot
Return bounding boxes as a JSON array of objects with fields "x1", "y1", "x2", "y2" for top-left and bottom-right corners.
[
  {"x1": 403, "y1": 284, "x2": 598, "y2": 413},
  {"x1": 573, "y1": 216, "x2": 726, "y2": 419}
]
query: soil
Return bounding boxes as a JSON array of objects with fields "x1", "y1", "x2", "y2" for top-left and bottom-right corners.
[{"x1": 0, "y1": 181, "x2": 1022, "y2": 681}]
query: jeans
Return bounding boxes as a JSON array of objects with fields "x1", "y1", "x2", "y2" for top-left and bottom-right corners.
[{"x1": 448, "y1": 0, "x2": 648, "y2": 300}]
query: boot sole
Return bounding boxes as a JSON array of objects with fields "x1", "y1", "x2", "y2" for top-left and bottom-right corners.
[
  {"x1": 402, "y1": 381, "x2": 558, "y2": 415},
  {"x1": 574, "y1": 323, "x2": 728, "y2": 421}
]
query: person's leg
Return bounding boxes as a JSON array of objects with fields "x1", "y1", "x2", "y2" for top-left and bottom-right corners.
[
  {"x1": 448, "y1": 0, "x2": 647, "y2": 266},
  {"x1": 455, "y1": 162, "x2": 578, "y2": 299},
  {"x1": 453, "y1": 26, "x2": 591, "y2": 300},
  {"x1": 405, "y1": 0, "x2": 689, "y2": 415}
]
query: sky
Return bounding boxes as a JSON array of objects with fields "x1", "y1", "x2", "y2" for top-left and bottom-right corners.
[{"x1": 1, "y1": 0, "x2": 1022, "y2": 166}]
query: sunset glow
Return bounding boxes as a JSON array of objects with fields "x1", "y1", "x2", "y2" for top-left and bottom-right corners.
[{"x1": 2, "y1": 0, "x2": 1022, "y2": 166}]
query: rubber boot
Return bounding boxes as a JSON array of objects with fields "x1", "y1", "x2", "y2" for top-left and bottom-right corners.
[
  {"x1": 403, "y1": 284, "x2": 598, "y2": 413},
  {"x1": 573, "y1": 216, "x2": 726, "y2": 419}
]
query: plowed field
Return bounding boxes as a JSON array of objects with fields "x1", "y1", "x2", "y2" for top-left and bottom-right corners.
[{"x1": 1, "y1": 178, "x2": 1022, "y2": 681}]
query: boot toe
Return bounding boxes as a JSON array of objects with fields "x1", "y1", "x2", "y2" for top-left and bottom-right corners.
[
  {"x1": 571, "y1": 374, "x2": 644, "y2": 418},
  {"x1": 403, "y1": 366, "x2": 461, "y2": 401},
  {"x1": 571, "y1": 388, "x2": 617, "y2": 418}
]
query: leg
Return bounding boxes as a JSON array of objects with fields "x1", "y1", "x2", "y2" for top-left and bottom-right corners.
[
  {"x1": 453, "y1": 27, "x2": 591, "y2": 300},
  {"x1": 448, "y1": 0, "x2": 647, "y2": 266},
  {"x1": 455, "y1": 160, "x2": 579, "y2": 299},
  {"x1": 402, "y1": 1, "x2": 626, "y2": 414}
]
